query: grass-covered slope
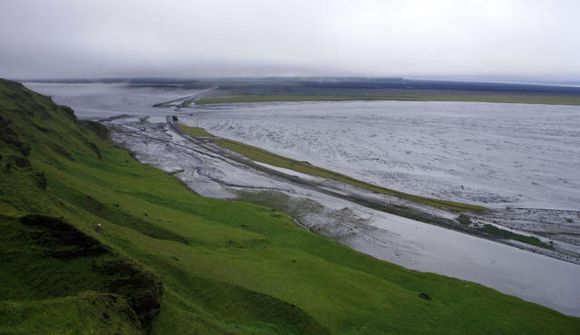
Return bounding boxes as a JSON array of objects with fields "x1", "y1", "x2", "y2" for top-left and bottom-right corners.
[{"x1": 1, "y1": 79, "x2": 579, "y2": 334}]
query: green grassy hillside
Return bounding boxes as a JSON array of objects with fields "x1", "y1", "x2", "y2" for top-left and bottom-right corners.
[{"x1": 1, "y1": 78, "x2": 579, "y2": 334}]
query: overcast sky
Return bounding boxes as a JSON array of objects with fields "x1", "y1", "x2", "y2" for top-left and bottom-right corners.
[{"x1": 1, "y1": 0, "x2": 579, "y2": 80}]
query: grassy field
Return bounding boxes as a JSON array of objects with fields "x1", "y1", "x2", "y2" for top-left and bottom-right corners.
[
  {"x1": 177, "y1": 124, "x2": 485, "y2": 213},
  {"x1": 195, "y1": 91, "x2": 580, "y2": 106},
  {"x1": 2, "y1": 78, "x2": 580, "y2": 334}
]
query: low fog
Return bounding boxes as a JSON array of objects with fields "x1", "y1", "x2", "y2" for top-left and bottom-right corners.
[{"x1": 1, "y1": 0, "x2": 579, "y2": 80}]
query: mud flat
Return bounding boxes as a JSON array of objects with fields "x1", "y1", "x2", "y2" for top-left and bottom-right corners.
[
  {"x1": 188, "y1": 100, "x2": 580, "y2": 210},
  {"x1": 185, "y1": 100, "x2": 580, "y2": 255}
]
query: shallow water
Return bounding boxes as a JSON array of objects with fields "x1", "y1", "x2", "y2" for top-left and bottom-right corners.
[
  {"x1": 24, "y1": 82, "x2": 195, "y2": 118},
  {"x1": 350, "y1": 207, "x2": 580, "y2": 317}
]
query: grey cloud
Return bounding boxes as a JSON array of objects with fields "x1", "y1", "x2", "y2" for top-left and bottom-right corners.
[{"x1": 1, "y1": 0, "x2": 579, "y2": 80}]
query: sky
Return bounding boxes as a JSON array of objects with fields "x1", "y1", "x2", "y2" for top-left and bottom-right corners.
[{"x1": 1, "y1": 0, "x2": 579, "y2": 80}]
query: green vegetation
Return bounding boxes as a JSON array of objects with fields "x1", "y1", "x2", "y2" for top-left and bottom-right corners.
[
  {"x1": 196, "y1": 91, "x2": 580, "y2": 106},
  {"x1": 1, "y1": 78, "x2": 579, "y2": 334},
  {"x1": 177, "y1": 125, "x2": 215, "y2": 137},
  {"x1": 478, "y1": 224, "x2": 553, "y2": 250},
  {"x1": 453, "y1": 213, "x2": 552, "y2": 249},
  {"x1": 178, "y1": 124, "x2": 484, "y2": 213},
  {"x1": 0, "y1": 213, "x2": 159, "y2": 334},
  {"x1": 456, "y1": 214, "x2": 472, "y2": 226},
  {"x1": 0, "y1": 292, "x2": 142, "y2": 335}
]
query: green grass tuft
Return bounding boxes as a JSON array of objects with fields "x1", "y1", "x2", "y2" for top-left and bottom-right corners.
[
  {"x1": 478, "y1": 224, "x2": 553, "y2": 249},
  {"x1": 457, "y1": 214, "x2": 472, "y2": 225},
  {"x1": 177, "y1": 124, "x2": 215, "y2": 137}
]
